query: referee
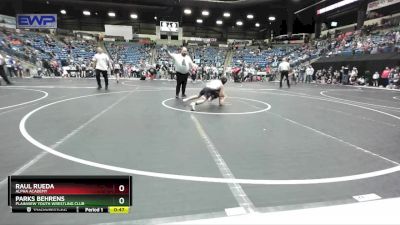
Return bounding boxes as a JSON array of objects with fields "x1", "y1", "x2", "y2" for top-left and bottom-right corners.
[
  {"x1": 278, "y1": 57, "x2": 291, "y2": 88},
  {"x1": 92, "y1": 47, "x2": 111, "y2": 90},
  {"x1": 165, "y1": 46, "x2": 197, "y2": 98}
]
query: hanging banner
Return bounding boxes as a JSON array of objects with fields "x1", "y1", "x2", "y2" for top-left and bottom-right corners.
[{"x1": 16, "y1": 14, "x2": 57, "y2": 29}]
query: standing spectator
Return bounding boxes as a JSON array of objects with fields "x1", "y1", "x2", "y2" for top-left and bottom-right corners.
[
  {"x1": 124, "y1": 64, "x2": 130, "y2": 78},
  {"x1": 114, "y1": 61, "x2": 121, "y2": 83},
  {"x1": 299, "y1": 65, "x2": 306, "y2": 83},
  {"x1": 169, "y1": 64, "x2": 175, "y2": 80},
  {"x1": 50, "y1": 59, "x2": 59, "y2": 76},
  {"x1": 392, "y1": 68, "x2": 399, "y2": 88},
  {"x1": 81, "y1": 62, "x2": 87, "y2": 78},
  {"x1": 139, "y1": 60, "x2": 147, "y2": 78},
  {"x1": 75, "y1": 63, "x2": 81, "y2": 78},
  {"x1": 0, "y1": 54, "x2": 12, "y2": 85},
  {"x1": 389, "y1": 68, "x2": 397, "y2": 88},
  {"x1": 165, "y1": 46, "x2": 197, "y2": 98},
  {"x1": 278, "y1": 58, "x2": 291, "y2": 88},
  {"x1": 372, "y1": 71, "x2": 380, "y2": 87},
  {"x1": 204, "y1": 64, "x2": 210, "y2": 80},
  {"x1": 119, "y1": 62, "x2": 124, "y2": 78},
  {"x1": 211, "y1": 65, "x2": 218, "y2": 79},
  {"x1": 342, "y1": 65, "x2": 350, "y2": 85},
  {"x1": 305, "y1": 65, "x2": 314, "y2": 83},
  {"x1": 5, "y1": 56, "x2": 15, "y2": 77},
  {"x1": 15, "y1": 60, "x2": 23, "y2": 78},
  {"x1": 381, "y1": 67, "x2": 391, "y2": 87},
  {"x1": 364, "y1": 70, "x2": 372, "y2": 86},
  {"x1": 292, "y1": 67, "x2": 298, "y2": 84},
  {"x1": 92, "y1": 47, "x2": 111, "y2": 90},
  {"x1": 190, "y1": 65, "x2": 197, "y2": 83},
  {"x1": 338, "y1": 67, "x2": 343, "y2": 83},
  {"x1": 266, "y1": 65, "x2": 271, "y2": 80}
]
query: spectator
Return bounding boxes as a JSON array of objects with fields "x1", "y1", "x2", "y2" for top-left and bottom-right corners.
[
  {"x1": 0, "y1": 54, "x2": 12, "y2": 85},
  {"x1": 114, "y1": 61, "x2": 121, "y2": 83},
  {"x1": 5, "y1": 56, "x2": 15, "y2": 77},
  {"x1": 305, "y1": 65, "x2": 314, "y2": 83},
  {"x1": 364, "y1": 70, "x2": 372, "y2": 85},
  {"x1": 342, "y1": 65, "x2": 350, "y2": 85},
  {"x1": 81, "y1": 62, "x2": 87, "y2": 78},
  {"x1": 299, "y1": 65, "x2": 305, "y2": 83},
  {"x1": 349, "y1": 67, "x2": 358, "y2": 85},
  {"x1": 381, "y1": 67, "x2": 391, "y2": 87},
  {"x1": 15, "y1": 60, "x2": 23, "y2": 78},
  {"x1": 372, "y1": 71, "x2": 380, "y2": 87},
  {"x1": 333, "y1": 70, "x2": 340, "y2": 84}
]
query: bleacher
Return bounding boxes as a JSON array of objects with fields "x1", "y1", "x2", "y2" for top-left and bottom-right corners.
[
  {"x1": 322, "y1": 30, "x2": 399, "y2": 57},
  {"x1": 155, "y1": 45, "x2": 179, "y2": 65},
  {"x1": 21, "y1": 32, "x2": 68, "y2": 62},
  {"x1": 0, "y1": 30, "x2": 44, "y2": 63},
  {"x1": 189, "y1": 46, "x2": 227, "y2": 66},
  {"x1": 70, "y1": 40, "x2": 96, "y2": 62},
  {"x1": 0, "y1": 25, "x2": 397, "y2": 76},
  {"x1": 105, "y1": 42, "x2": 150, "y2": 65},
  {"x1": 232, "y1": 47, "x2": 292, "y2": 68}
]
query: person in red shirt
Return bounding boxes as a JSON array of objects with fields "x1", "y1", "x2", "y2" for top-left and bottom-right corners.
[
  {"x1": 381, "y1": 67, "x2": 390, "y2": 87},
  {"x1": 266, "y1": 65, "x2": 271, "y2": 74},
  {"x1": 265, "y1": 65, "x2": 271, "y2": 82}
]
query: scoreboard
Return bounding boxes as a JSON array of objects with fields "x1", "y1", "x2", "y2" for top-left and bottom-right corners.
[
  {"x1": 160, "y1": 21, "x2": 179, "y2": 33},
  {"x1": 8, "y1": 176, "x2": 132, "y2": 214}
]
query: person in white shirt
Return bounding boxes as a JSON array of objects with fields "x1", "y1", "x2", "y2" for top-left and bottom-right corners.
[
  {"x1": 80, "y1": 62, "x2": 87, "y2": 78},
  {"x1": 305, "y1": 65, "x2": 314, "y2": 83},
  {"x1": 204, "y1": 65, "x2": 210, "y2": 80},
  {"x1": 92, "y1": 47, "x2": 111, "y2": 90},
  {"x1": 165, "y1": 46, "x2": 197, "y2": 98},
  {"x1": 5, "y1": 56, "x2": 15, "y2": 77},
  {"x1": 278, "y1": 58, "x2": 291, "y2": 88},
  {"x1": 372, "y1": 71, "x2": 379, "y2": 87},
  {"x1": 183, "y1": 77, "x2": 228, "y2": 111},
  {"x1": 212, "y1": 66, "x2": 218, "y2": 79},
  {"x1": 0, "y1": 54, "x2": 12, "y2": 85},
  {"x1": 114, "y1": 61, "x2": 121, "y2": 83},
  {"x1": 349, "y1": 67, "x2": 358, "y2": 85}
]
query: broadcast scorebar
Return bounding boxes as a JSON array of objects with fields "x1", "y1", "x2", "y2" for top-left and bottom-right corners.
[{"x1": 8, "y1": 176, "x2": 132, "y2": 214}]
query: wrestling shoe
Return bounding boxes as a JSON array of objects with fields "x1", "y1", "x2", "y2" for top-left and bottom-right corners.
[{"x1": 190, "y1": 102, "x2": 196, "y2": 111}]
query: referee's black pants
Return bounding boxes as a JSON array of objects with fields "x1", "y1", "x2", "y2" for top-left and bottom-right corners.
[
  {"x1": 95, "y1": 69, "x2": 108, "y2": 88},
  {"x1": 176, "y1": 72, "x2": 189, "y2": 96},
  {"x1": 280, "y1": 70, "x2": 290, "y2": 88}
]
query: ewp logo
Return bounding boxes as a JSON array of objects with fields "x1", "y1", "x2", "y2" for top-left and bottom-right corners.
[{"x1": 16, "y1": 14, "x2": 57, "y2": 29}]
